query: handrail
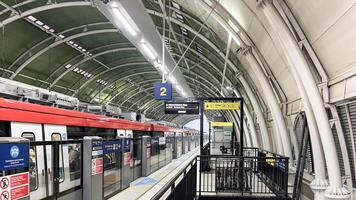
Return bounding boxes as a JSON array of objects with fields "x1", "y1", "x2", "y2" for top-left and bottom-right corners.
[{"x1": 151, "y1": 156, "x2": 197, "y2": 200}]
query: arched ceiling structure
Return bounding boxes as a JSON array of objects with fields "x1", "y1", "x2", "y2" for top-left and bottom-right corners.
[
  {"x1": 1, "y1": 0, "x2": 355, "y2": 127},
  {"x1": 0, "y1": 0, "x2": 252, "y2": 124}
]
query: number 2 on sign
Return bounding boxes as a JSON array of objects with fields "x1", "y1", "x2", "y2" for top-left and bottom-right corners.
[{"x1": 160, "y1": 87, "x2": 167, "y2": 96}]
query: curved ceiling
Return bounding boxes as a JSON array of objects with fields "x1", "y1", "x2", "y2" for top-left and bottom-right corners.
[
  {"x1": 0, "y1": 0, "x2": 244, "y2": 124},
  {"x1": 2, "y1": 0, "x2": 352, "y2": 126}
]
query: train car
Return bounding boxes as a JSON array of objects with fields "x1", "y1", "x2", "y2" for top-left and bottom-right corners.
[{"x1": 0, "y1": 98, "x2": 196, "y2": 199}]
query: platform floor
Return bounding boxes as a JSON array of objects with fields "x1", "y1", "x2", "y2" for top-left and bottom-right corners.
[{"x1": 109, "y1": 147, "x2": 200, "y2": 200}]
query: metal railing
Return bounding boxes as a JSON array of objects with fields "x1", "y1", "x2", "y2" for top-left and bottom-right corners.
[
  {"x1": 151, "y1": 158, "x2": 197, "y2": 200},
  {"x1": 151, "y1": 148, "x2": 289, "y2": 200},
  {"x1": 198, "y1": 149, "x2": 289, "y2": 199}
]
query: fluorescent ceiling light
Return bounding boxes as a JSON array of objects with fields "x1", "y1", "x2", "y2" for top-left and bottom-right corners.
[
  {"x1": 35, "y1": 20, "x2": 44, "y2": 26},
  {"x1": 43, "y1": 25, "x2": 50, "y2": 30},
  {"x1": 27, "y1": 15, "x2": 37, "y2": 21},
  {"x1": 65, "y1": 64, "x2": 72, "y2": 69},
  {"x1": 112, "y1": 8, "x2": 137, "y2": 37},
  {"x1": 168, "y1": 76, "x2": 177, "y2": 85},
  {"x1": 58, "y1": 34, "x2": 65, "y2": 39},
  {"x1": 172, "y1": 2, "x2": 181, "y2": 10},
  {"x1": 140, "y1": 40, "x2": 157, "y2": 60},
  {"x1": 176, "y1": 13, "x2": 183, "y2": 20}
]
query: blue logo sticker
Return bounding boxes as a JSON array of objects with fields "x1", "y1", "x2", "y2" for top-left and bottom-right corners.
[{"x1": 10, "y1": 145, "x2": 19, "y2": 158}]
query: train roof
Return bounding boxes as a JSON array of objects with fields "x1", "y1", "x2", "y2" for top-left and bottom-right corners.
[{"x1": 0, "y1": 98, "x2": 185, "y2": 132}]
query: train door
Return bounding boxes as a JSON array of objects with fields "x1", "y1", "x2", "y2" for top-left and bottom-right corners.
[
  {"x1": 103, "y1": 139, "x2": 122, "y2": 199},
  {"x1": 132, "y1": 137, "x2": 142, "y2": 180},
  {"x1": 43, "y1": 125, "x2": 78, "y2": 195},
  {"x1": 150, "y1": 137, "x2": 159, "y2": 173},
  {"x1": 176, "y1": 133, "x2": 182, "y2": 158},
  {"x1": 165, "y1": 133, "x2": 173, "y2": 163},
  {"x1": 158, "y1": 137, "x2": 166, "y2": 168},
  {"x1": 10, "y1": 122, "x2": 46, "y2": 199}
]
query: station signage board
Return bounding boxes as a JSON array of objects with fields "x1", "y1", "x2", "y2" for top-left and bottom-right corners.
[
  {"x1": 165, "y1": 102, "x2": 199, "y2": 114},
  {"x1": 154, "y1": 82, "x2": 172, "y2": 100},
  {"x1": 211, "y1": 122, "x2": 233, "y2": 127},
  {"x1": 0, "y1": 172, "x2": 29, "y2": 200},
  {"x1": 204, "y1": 102, "x2": 240, "y2": 110},
  {"x1": 0, "y1": 143, "x2": 29, "y2": 171},
  {"x1": 103, "y1": 140, "x2": 121, "y2": 155},
  {"x1": 91, "y1": 140, "x2": 103, "y2": 176}
]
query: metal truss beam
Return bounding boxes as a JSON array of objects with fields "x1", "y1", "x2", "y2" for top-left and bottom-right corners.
[{"x1": 10, "y1": 29, "x2": 117, "y2": 79}]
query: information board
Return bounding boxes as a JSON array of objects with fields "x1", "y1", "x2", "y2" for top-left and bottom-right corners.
[
  {"x1": 0, "y1": 143, "x2": 29, "y2": 171},
  {"x1": 103, "y1": 140, "x2": 121, "y2": 155},
  {"x1": 204, "y1": 102, "x2": 240, "y2": 110},
  {"x1": 154, "y1": 82, "x2": 172, "y2": 100},
  {"x1": 211, "y1": 122, "x2": 233, "y2": 127},
  {"x1": 165, "y1": 102, "x2": 199, "y2": 114},
  {"x1": 91, "y1": 140, "x2": 103, "y2": 176},
  {"x1": 0, "y1": 172, "x2": 29, "y2": 200}
]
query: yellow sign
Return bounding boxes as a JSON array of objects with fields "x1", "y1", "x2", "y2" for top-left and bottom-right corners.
[
  {"x1": 204, "y1": 102, "x2": 240, "y2": 110},
  {"x1": 266, "y1": 153, "x2": 275, "y2": 166},
  {"x1": 211, "y1": 122, "x2": 233, "y2": 127}
]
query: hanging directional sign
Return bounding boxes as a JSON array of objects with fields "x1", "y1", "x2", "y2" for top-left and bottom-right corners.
[
  {"x1": 154, "y1": 82, "x2": 172, "y2": 100},
  {"x1": 165, "y1": 102, "x2": 199, "y2": 114},
  {"x1": 204, "y1": 102, "x2": 240, "y2": 110},
  {"x1": 211, "y1": 122, "x2": 233, "y2": 127}
]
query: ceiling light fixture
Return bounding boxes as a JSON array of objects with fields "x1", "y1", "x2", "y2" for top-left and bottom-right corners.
[
  {"x1": 35, "y1": 20, "x2": 44, "y2": 26},
  {"x1": 139, "y1": 40, "x2": 157, "y2": 60},
  {"x1": 43, "y1": 25, "x2": 50, "y2": 30},
  {"x1": 65, "y1": 64, "x2": 72, "y2": 69},
  {"x1": 112, "y1": 7, "x2": 137, "y2": 37},
  {"x1": 27, "y1": 15, "x2": 37, "y2": 21}
]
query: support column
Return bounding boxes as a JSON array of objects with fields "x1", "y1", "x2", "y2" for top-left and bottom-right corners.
[
  {"x1": 257, "y1": 0, "x2": 350, "y2": 198},
  {"x1": 233, "y1": 89, "x2": 259, "y2": 147},
  {"x1": 236, "y1": 76, "x2": 271, "y2": 150},
  {"x1": 240, "y1": 47, "x2": 292, "y2": 158}
]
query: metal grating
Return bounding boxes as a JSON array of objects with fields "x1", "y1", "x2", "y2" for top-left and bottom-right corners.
[
  {"x1": 294, "y1": 113, "x2": 314, "y2": 174},
  {"x1": 337, "y1": 103, "x2": 356, "y2": 188}
]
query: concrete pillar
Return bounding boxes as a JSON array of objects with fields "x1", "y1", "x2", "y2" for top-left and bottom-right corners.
[
  {"x1": 233, "y1": 89, "x2": 259, "y2": 148},
  {"x1": 240, "y1": 47, "x2": 292, "y2": 158},
  {"x1": 257, "y1": 0, "x2": 350, "y2": 198}
]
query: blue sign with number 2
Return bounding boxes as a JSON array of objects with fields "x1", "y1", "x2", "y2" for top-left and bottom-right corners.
[{"x1": 154, "y1": 82, "x2": 172, "y2": 100}]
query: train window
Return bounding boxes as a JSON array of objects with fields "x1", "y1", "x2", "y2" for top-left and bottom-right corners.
[
  {"x1": 51, "y1": 133, "x2": 65, "y2": 183},
  {"x1": 21, "y1": 132, "x2": 38, "y2": 191},
  {"x1": 68, "y1": 143, "x2": 81, "y2": 181}
]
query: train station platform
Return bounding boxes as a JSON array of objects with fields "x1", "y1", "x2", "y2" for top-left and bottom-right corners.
[{"x1": 109, "y1": 146, "x2": 200, "y2": 200}]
